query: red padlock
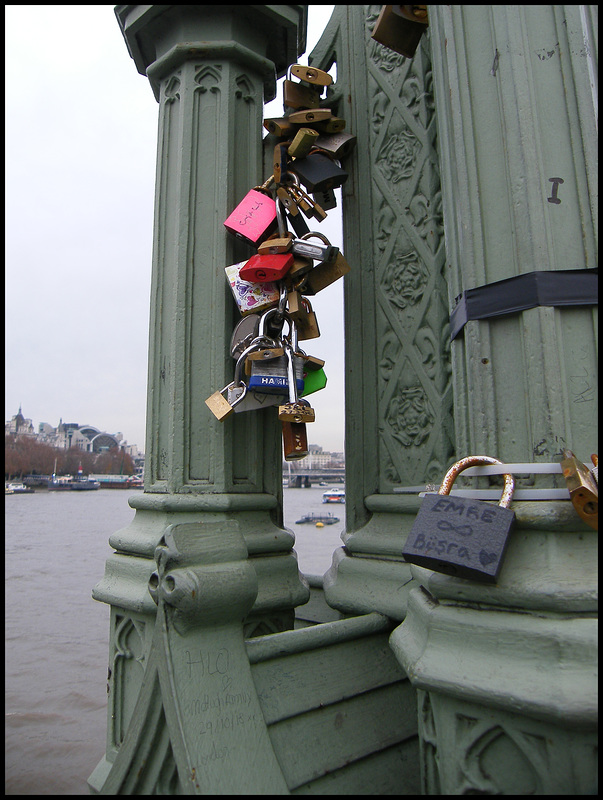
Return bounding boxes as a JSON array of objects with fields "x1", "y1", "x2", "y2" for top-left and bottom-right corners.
[{"x1": 239, "y1": 252, "x2": 294, "y2": 283}]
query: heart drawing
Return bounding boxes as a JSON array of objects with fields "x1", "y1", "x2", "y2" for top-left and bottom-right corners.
[{"x1": 479, "y1": 550, "x2": 498, "y2": 567}]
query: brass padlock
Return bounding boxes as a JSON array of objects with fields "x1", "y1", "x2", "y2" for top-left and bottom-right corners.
[
  {"x1": 288, "y1": 128, "x2": 320, "y2": 159},
  {"x1": 403, "y1": 457, "x2": 516, "y2": 583},
  {"x1": 287, "y1": 291, "x2": 320, "y2": 340},
  {"x1": 257, "y1": 234, "x2": 294, "y2": 255},
  {"x1": 312, "y1": 116, "x2": 346, "y2": 134},
  {"x1": 263, "y1": 117, "x2": 296, "y2": 138},
  {"x1": 290, "y1": 64, "x2": 333, "y2": 87},
  {"x1": 287, "y1": 108, "x2": 333, "y2": 125},
  {"x1": 371, "y1": 5, "x2": 428, "y2": 59},
  {"x1": 283, "y1": 79, "x2": 321, "y2": 111},
  {"x1": 205, "y1": 381, "x2": 247, "y2": 421},
  {"x1": 560, "y1": 450, "x2": 598, "y2": 530}
]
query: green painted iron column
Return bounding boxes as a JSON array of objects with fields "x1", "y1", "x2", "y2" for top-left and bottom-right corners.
[
  {"x1": 389, "y1": 6, "x2": 598, "y2": 794},
  {"x1": 309, "y1": 5, "x2": 453, "y2": 617},
  {"x1": 89, "y1": 5, "x2": 308, "y2": 794}
]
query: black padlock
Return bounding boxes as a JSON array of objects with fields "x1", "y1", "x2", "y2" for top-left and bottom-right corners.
[
  {"x1": 403, "y1": 456, "x2": 516, "y2": 583},
  {"x1": 290, "y1": 152, "x2": 348, "y2": 194}
]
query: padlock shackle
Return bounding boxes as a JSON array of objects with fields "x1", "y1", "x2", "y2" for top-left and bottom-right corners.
[{"x1": 439, "y1": 456, "x2": 515, "y2": 508}]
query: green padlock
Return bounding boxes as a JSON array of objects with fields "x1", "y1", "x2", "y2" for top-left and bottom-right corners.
[{"x1": 300, "y1": 366, "x2": 327, "y2": 397}]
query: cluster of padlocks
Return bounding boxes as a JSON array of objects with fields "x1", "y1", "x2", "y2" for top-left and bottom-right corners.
[{"x1": 206, "y1": 64, "x2": 356, "y2": 460}]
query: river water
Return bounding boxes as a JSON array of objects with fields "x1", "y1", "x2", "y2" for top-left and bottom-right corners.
[{"x1": 5, "y1": 486, "x2": 345, "y2": 795}]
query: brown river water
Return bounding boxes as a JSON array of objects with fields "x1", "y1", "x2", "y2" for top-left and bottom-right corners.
[{"x1": 5, "y1": 486, "x2": 345, "y2": 794}]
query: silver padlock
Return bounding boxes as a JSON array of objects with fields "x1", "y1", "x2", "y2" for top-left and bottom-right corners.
[
  {"x1": 247, "y1": 311, "x2": 305, "y2": 395},
  {"x1": 291, "y1": 231, "x2": 339, "y2": 262},
  {"x1": 227, "y1": 341, "x2": 287, "y2": 413}
]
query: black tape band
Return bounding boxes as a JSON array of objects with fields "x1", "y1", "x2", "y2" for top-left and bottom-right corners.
[{"x1": 449, "y1": 269, "x2": 598, "y2": 340}]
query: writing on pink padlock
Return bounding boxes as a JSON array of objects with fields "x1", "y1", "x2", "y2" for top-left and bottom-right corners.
[{"x1": 224, "y1": 189, "x2": 277, "y2": 246}]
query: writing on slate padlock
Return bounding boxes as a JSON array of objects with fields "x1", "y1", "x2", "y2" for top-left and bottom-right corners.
[{"x1": 402, "y1": 456, "x2": 516, "y2": 583}]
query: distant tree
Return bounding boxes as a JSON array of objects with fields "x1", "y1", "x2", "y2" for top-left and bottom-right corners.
[{"x1": 4, "y1": 438, "x2": 135, "y2": 479}]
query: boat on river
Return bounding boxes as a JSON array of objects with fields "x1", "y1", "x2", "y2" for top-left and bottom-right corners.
[
  {"x1": 295, "y1": 512, "x2": 340, "y2": 525},
  {"x1": 5, "y1": 482, "x2": 35, "y2": 494},
  {"x1": 322, "y1": 487, "x2": 345, "y2": 503}
]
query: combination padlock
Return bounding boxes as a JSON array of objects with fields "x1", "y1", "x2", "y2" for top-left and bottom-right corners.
[{"x1": 402, "y1": 456, "x2": 516, "y2": 583}]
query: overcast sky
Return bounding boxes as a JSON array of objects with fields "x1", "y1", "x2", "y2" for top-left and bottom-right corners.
[{"x1": 5, "y1": 5, "x2": 345, "y2": 455}]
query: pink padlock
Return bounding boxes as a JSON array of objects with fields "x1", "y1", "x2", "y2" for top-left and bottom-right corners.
[{"x1": 224, "y1": 189, "x2": 277, "y2": 246}]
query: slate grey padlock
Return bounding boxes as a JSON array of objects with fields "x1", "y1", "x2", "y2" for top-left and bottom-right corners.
[{"x1": 402, "y1": 456, "x2": 516, "y2": 583}]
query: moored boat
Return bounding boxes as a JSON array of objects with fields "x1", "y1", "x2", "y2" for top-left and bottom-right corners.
[
  {"x1": 295, "y1": 512, "x2": 340, "y2": 525},
  {"x1": 5, "y1": 482, "x2": 35, "y2": 494}
]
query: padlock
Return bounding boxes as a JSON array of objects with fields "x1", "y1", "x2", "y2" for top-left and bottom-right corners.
[
  {"x1": 313, "y1": 187, "x2": 337, "y2": 211},
  {"x1": 290, "y1": 64, "x2": 333, "y2": 87},
  {"x1": 291, "y1": 231, "x2": 339, "y2": 263},
  {"x1": 283, "y1": 79, "x2": 321, "y2": 110},
  {"x1": 302, "y1": 249, "x2": 351, "y2": 294},
  {"x1": 223, "y1": 178, "x2": 277, "y2": 246},
  {"x1": 205, "y1": 380, "x2": 248, "y2": 421},
  {"x1": 300, "y1": 366, "x2": 327, "y2": 397},
  {"x1": 286, "y1": 108, "x2": 333, "y2": 125},
  {"x1": 248, "y1": 351, "x2": 305, "y2": 394},
  {"x1": 402, "y1": 456, "x2": 516, "y2": 583},
  {"x1": 560, "y1": 450, "x2": 598, "y2": 530},
  {"x1": 288, "y1": 127, "x2": 320, "y2": 159},
  {"x1": 290, "y1": 151, "x2": 348, "y2": 194},
  {"x1": 247, "y1": 309, "x2": 305, "y2": 395},
  {"x1": 239, "y1": 252, "x2": 294, "y2": 282},
  {"x1": 281, "y1": 419, "x2": 309, "y2": 461},
  {"x1": 256, "y1": 235, "x2": 294, "y2": 255},
  {"x1": 314, "y1": 132, "x2": 357, "y2": 161},
  {"x1": 224, "y1": 260, "x2": 281, "y2": 316},
  {"x1": 263, "y1": 117, "x2": 296, "y2": 138},
  {"x1": 287, "y1": 291, "x2": 320, "y2": 340},
  {"x1": 312, "y1": 116, "x2": 346, "y2": 134},
  {"x1": 228, "y1": 342, "x2": 287, "y2": 413},
  {"x1": 371, "y1": 4, "x2": 428, "y2": 59},
  {"x1": 273, "y1": 142, "x2": 290, "y2": 185},
  {"x1": 229, "y1": 313, "x2": 261, "y2": 358},
  {"x1": 278, "y1": 345, "x2": 316, "y2": 423}
]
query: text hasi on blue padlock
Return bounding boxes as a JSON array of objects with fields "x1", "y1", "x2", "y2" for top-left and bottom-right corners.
[{"x1": 403, "y1": 456, "x2": 516, "y2": 583}]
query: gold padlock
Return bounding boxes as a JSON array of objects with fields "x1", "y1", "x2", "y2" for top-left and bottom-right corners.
[
  {"x1": 287, "y1": 108, "x2": 333, "y2": 125},
  {"x1": 283, "y1": 79, "x2": 321, "y2": 110},
  {"x1": 290, "y1": 64, "x2": 333, "y2": 87},
  {"x1": 561, "y1": 450, "x2": 598, "y2": 530},
  {"x1": 263, "y1": 117, "x2": 295, "y2": 137},
  {"x1": 288, "y1": 128, "x2": 320, "y2": 159},
  {"x1": 371, "y1": 5, "x2": 428, "y2": 59},
  {"x1": 304, "y1": 251, "x2": 351, "y2": 294}
]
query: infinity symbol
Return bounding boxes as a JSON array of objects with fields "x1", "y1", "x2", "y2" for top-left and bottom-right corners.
[{"x1": 436, "y1": 520, "x2": 473, "y2": 537}]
